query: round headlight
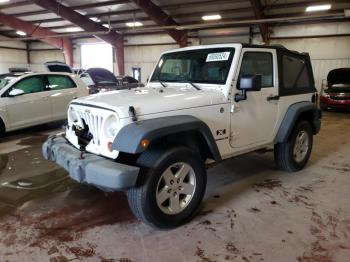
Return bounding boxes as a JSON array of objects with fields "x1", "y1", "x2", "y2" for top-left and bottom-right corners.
[
  {"x1": 104, "y1": 114, "x2": 119, "y2": 140},
  {"x1": 68, "y1": 107, "x2": 78, "y2": 123}
]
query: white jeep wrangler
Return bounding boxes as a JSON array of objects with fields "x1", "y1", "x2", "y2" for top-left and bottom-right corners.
[{"x1": 43, "y1": 44, "x2": 321, "y2": 229}]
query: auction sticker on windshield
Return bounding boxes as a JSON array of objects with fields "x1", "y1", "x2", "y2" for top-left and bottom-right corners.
[{"x1": 206, "y1": 52, "x2": 231, "y2": 62}]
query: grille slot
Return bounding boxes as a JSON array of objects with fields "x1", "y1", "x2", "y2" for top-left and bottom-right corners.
[
  {"x1": 330, "y1": 95, "x2": 350, "y2": 101},
  {"x1": 76, "y1": 110, "x2": 103, "y2": 146}
]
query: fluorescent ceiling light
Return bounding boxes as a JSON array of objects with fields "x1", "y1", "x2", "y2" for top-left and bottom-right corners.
[
  {"x1": 126, "y1": 21, "x2": 143, "y2": 27},
  {"x1": 202, "y1": 14, "x2": 222, "y2": 21},
  {"x1": 0, "y1": 0, "x2": 10, "y2": 3},
  {"x1": 103, "y1": 24, "x2": 111, "y2": 28},
  {"x1": 77, "y1": 10, "x2": 87, "y2": 15},
  {"x1": 16, "y1": 31, "x2": 26, "y2": 36},
  {"x1": 90, "y1": 17, "x2": 101, "y2": 22},
  {"x1": 66, "y1": 27, "x2": 82, "y2": 32},
  {"x1": 306, "y1": 4, "x2": 331, "y2": 12}
]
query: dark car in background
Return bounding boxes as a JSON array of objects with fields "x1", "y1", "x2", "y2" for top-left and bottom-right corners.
[
  {"x1": 80, "y1": 68, "x2": 143, "y2": 94},
  {"x1": 81, "y1": 68, "x2": 119, "y2": 94},
  {"x1": 44, "y1": 61, "x2": 74, "y2": 73},
  {"x1": 116, "y1": 75, "x2": 144, "y2": 89},
  {"x1": 320, "y1": 68, "x2": 350, "y2": 111}
]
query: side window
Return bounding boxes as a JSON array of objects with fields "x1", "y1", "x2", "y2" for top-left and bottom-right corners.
[
  {"x1": 13, "y1": 76, "x2": 44, "y2": 94},
  {"x1": 282, "y1": 55, "x2": 311, "y2": 89},
  {"x1": 239, "y1": 52, "x2": 273, "y2": 88},
  {"x1": 47, "y1": 75, "x2": 76, "y2": 90}
]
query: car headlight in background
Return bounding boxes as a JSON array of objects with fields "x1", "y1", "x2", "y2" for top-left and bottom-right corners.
[
  {"x1": 104, "y1": 114, "x2": 119, "y2": 140},
  {"x1": 68, "y1": 107, "x2": 79, "y2": 123}
]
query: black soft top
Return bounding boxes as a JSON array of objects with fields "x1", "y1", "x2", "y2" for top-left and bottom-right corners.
[{"x1": 241, "y1": 43, "x2": 310, "y2": 59}]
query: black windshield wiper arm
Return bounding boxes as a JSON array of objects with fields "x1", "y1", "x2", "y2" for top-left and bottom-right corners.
[
  {"x1": 153, "y1": 79, "x2": 167, "y2": 87},
  {"x1": 187, "y1": 81, "x2": 201, "y2": 90}
]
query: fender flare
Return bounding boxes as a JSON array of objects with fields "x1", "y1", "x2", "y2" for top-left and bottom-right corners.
[
  {"x1": 275, "y1": 101, "x2": 321, "y2": 143},
  {"x1": 112, "y1": 115, "x2": 222, "y2": 161}
]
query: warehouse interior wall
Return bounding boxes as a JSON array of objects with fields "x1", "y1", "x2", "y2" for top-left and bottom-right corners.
[
  {"x1": 28, "y1": 42, "x2": 65, "y2": 72},
  {"x1": 1, "y1": 22, "x2": 349, "y2": 89},
  {"x1": 74, "y1": 34, "x2": 179, "y2": 82},
  {"x1": 268, "y1": 22, "x2": 350, "y2": 91},
  {"x1": 0, "y1": 40, "x2": 28, "y2": 73}
]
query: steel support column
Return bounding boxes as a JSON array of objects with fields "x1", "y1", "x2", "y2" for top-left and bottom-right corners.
[{"x1": 30, "y1": 0, "x2": 124, "y2": 73}]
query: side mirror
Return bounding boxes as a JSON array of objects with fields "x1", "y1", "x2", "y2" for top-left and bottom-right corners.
[
  {"x1": 235, "y1": 74, "x2": 262, "y2": 102},
  {"x1": 9, "y1": 89, "x2": 25, "y2": 97}
]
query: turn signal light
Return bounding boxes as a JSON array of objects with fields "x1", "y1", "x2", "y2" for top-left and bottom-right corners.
[
  {"x1": 140, "y1": 139, "x2": 150, "y2": 149},
  {"x1": 107, "y1": 141, "x2": 113, "y2": 152}
]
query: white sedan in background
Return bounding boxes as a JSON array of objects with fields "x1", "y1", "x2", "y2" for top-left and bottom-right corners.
[{"x1": 0, "y1": 72, "x2": 88, "y2": 136}]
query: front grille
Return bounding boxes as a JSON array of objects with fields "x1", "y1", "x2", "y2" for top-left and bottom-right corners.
[
  {"x1": 76, "y1": 109, "x2": 104, "y2": 146},
  {"x1": 330, "y1": 95, "x2": 350, "y2": 101}
]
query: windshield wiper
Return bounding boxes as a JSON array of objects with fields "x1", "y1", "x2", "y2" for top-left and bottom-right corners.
[
  {"x1": 187, "y1": 81, "x2": 201, "y2": 91},
  {"x1": 153, "y1": 79, "x2": 167, "y2": 87}
]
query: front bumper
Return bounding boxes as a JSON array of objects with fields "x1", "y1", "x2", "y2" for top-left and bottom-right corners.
[
  {"x1": 320, "y1": 97, "x2": 350, "y2": 110},
  {"x1": 42, "y1": 134, "x2": 140, "y2": 192}
]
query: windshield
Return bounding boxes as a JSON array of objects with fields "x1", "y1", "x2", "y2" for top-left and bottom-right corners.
[
  {"x1": 151, "y1": 48, "x2": 235, "y2": 85},
  {"x1": 0, "y1": 76, "x2": 16, "y2": 89}
]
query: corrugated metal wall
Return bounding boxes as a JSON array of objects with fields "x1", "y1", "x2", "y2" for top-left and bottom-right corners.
[
  {"x1": 0, "y1": 41, "x2": 28, "y2": 73},
  {"x1": 269, "y1": 22, "x2": 350, "y2": 91}
]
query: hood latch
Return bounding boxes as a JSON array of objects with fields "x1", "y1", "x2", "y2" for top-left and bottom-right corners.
[{"x1": 129, "y1": 106, "x2": 138, "y2": 122}]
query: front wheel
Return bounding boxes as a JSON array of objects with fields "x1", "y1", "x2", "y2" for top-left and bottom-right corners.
[
  {"x1": 0, "y1": 119, "x2": 5, "y2": 138},
  {"x1": 274, "y1": 120, "x2": 313, "y2": 172},
  {"x1": 127, "y1": 146, "x2": 207, "y2": 229}
]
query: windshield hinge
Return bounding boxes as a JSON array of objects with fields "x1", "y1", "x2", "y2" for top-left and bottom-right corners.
[{"x1": 129, "y1": 106, "x2": 138, "y2": 122}]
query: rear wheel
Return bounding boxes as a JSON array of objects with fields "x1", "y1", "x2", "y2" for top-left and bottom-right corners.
[
  {"x1": 274, "y1": 120, "x2": 313, "y2": 172},
  {"x1": 127, "y1": 146, "x2": 206, "y2": 229},
  {"x1": 0, "y1": 119, "x2": 5, "y2": 138}
]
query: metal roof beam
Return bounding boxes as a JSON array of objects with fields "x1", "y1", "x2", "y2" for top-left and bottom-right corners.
[
  {"x1": 265, "y1": 0, "x2": 350, "y2": 11},
  {"x1": 12, "y1": 0, "x2": 132, "y2": 18},
  {"x1": 249, "y1": 0, "x2": 269, "y2": 42},
  {"x1": 0, "y1": 11, "x2": 73, "y2": 65},
  {"x1": 130, "y1": 0, "x2": 187, "y2": 47},
  {"x1": 161, "y1": 0, "x2": 248, "y2": 10},
  {"x1": 0, "y1": 1, "x2": 31, "y2": 10},
  {"x1": 29, "y1": 0, "x2": 125, "y2": 74}
]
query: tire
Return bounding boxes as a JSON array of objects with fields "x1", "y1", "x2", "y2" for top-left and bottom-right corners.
[
  {"x1": 274, "y1": 120, "x2": 313, "y2": 172},
  {"x1": 127, "y1": 146, "x2": 207, "y2": 229},
  {"x1": 0, "y1": 119, "x2": 5, "y2": 138}
]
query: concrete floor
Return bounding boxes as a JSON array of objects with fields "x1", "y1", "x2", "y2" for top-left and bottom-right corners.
[{"x1": 0, "y1": 111, "x2": 349, "y2": 262}]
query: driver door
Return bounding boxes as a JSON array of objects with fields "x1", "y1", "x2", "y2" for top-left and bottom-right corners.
[
  {"x1": 5, "y1": 75, "x2": 51, "y2": 129},
  {"x1": 230, "y1": 48, "x2": 279, "y2": 149}
]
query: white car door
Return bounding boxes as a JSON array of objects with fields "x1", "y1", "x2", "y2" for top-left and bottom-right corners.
[
  {"x1": 45, "y1": 74, "x2": 78, "y2": 121},
  {"x1": 230, "y1": 48, "x2": 279, "y2": 149},
  {"x1": 5, "y1": 75, "x2": 52, "y2": 130}
]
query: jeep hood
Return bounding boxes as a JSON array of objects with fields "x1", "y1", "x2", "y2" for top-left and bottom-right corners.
[{"x1": 73, "y1": 87, "x2": 226, "y2": 118}]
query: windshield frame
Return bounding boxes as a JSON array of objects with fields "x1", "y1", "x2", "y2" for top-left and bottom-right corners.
[{"x1": 150, "y1": 46, "x2": 236, "y2": 86}]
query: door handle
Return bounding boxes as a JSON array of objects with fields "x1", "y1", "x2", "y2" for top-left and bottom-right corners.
[{"x1": 267, "y1": 95, "x2": 280, "y2": 101}]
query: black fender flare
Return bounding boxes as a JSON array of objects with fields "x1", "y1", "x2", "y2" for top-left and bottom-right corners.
[
  {"x1": 112, "y1": 115, "x2": 221, "y2": 162},
  {"x1": 275, "y1": 101, "x2": 321, "y2": 143}
]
